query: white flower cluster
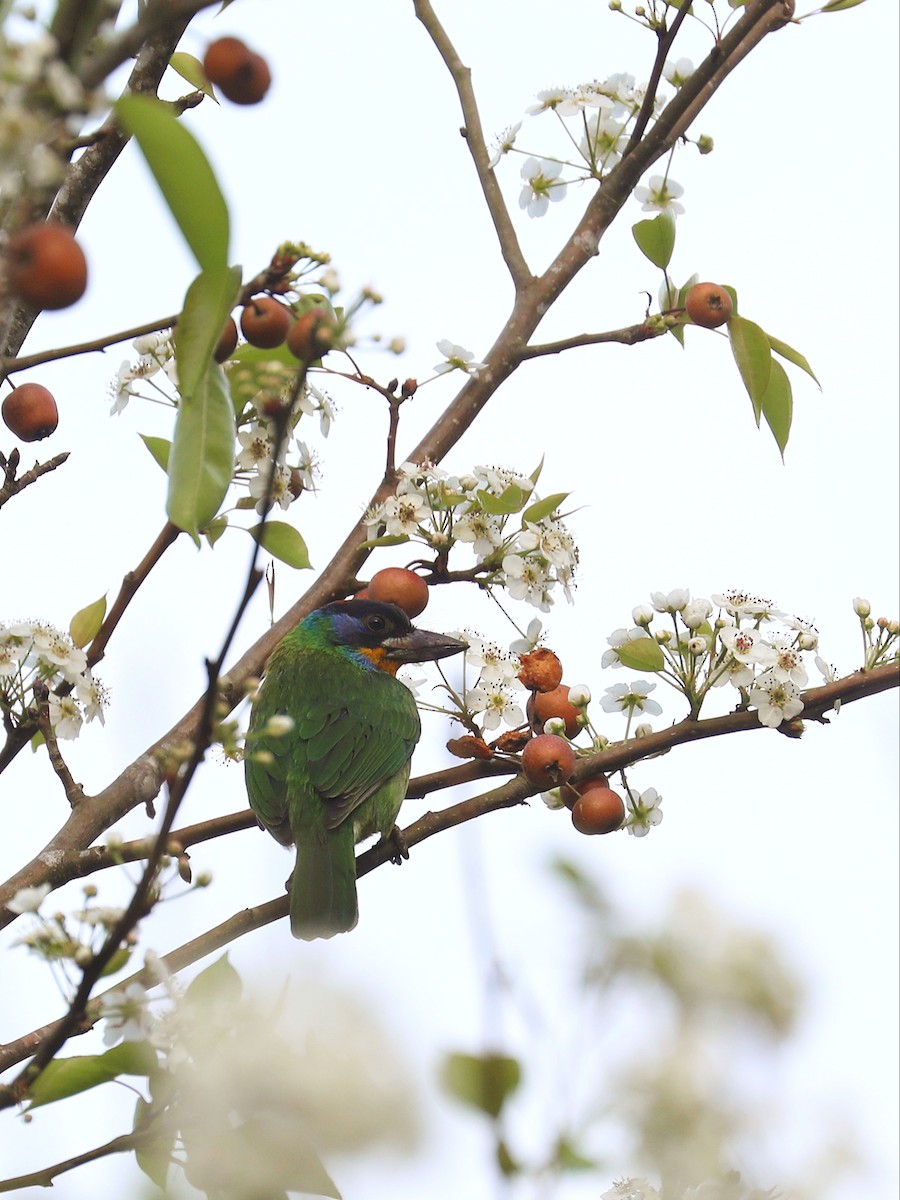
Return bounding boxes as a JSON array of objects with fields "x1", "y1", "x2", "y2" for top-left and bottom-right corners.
[
  {"x1": 0, "y1": 620, "x2": 107, "y2": 739},
  {"x1": 602, "y1": 588, "x2": 826, "y2": 728},
  {"x1": 236, "y1": 384, "x2": 330, "y2": 514},
  {"x1": 454, "y1": 633, "x2": 525, "y2": 732},
  {"x1": 111, "y1": 330, "x2": 178, "y2": 414},
  {"x1": 365, "y1": 461, "x2": 578, "y2": 612},
  {"x1": 0, "y1": 26, "x2": 100, "y2": 198},
  {"x1": 489, "y1": 70, "x2": 692, "y2": 218}
]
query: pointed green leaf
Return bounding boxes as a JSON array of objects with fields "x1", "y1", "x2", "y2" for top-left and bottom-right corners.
[
  {"x1": 176, "y1": 263, "x2": 242, "y2": 401},
  {"x1": 184, "y1": 953, "x2": 242, "y2": 1011},
  {"x1": 247, "y1": 521, "x2": 312, "y2": 569},
  {"x1": 169, "y1": 50, "x2": 217, "y2": 100},
  {"x1": 166, "y1": 361, "x2": 236, "y2": 541},
  {"x1": 134, "y1": 1096, "x2": 175, "y2": 1190},
  {"x1": 99, "y1": 946, "x2": 132, "y2": 977},
  {"x1": 522, "y1": 492, "x2": 569, "y2": 525},
  {"x1": 529, "y1": 456, "x2": 545, "y2": 487},
  {"x1": 477, "y1": 484, "x2": 527, "y2": 516},
  {"x1": 668, "y1": 323, "x2": 686, "y2": 348},
  {"x1": 116, "y1": 94, "x2": 229, "y2": 271},
  {"x1": 27, "y1": 1042, "x2": 158, "y2": 1109},
  {"x1": 442, "y1": 1052, "x2": 522, "y2": 1119},
  {"x1": 140, "y1": 434, "x2": 171, "y2": 472},
  {"x1": 676, "y1": 274, "x2": 700, "y2": 306},
  {"x1": 69, "y1": 594, "x2": 107, "y2": 648},
  {"x1": 615, "y1": 637, "x2": 665, "y2": 673},
  {"x1": 632, "y1": 208, "x2": 676, "y2": 269},
  {"x1": 820, "y1": 0, "x2": 866, "y2": 10},
  {"x1": 767, "y1": 333, "x2": 820, "y2": 388},
  {"x1": 358, "y1": 533, "x2": 412, "y2": 550},
  {"x1": 728, "y1": 315, "x2": 772, "y2": 421},
  {"x1": 205, "y1": 514, "x2": 229, "y2": 547},
  {"x1": 760, "y1": 357, "x2": 793, "y2": 458}
]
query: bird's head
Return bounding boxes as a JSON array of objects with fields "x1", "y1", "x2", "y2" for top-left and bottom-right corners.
[{"x1": 305, "y1": 599, "x2": 466, "y2": 675}]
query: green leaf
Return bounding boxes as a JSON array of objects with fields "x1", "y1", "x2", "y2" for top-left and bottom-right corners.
[
  {"x1": 69, "y1": 594, "x2": 106, "y2": 648},
  {"x1": 134, "y1": 1096, "x2": 175, "y2": 1190},
  {"x1": 140, "y1": 434, "x2": 171, "y2": 472},
  {"x1": 553, "y1": 1136, "x2": 597, "y2": 1172},
  {"x1": 166, "y1": 361, "x2": 236, "y2": 541},
  {"x1": 728, "y1": 315, "x2": 772, "y2": 421},
  {"x1": 477, "y1": 484, "x2": 527, "y2": 516},
  {"x1": 632, "y1": 208, "x2": 676, "y2": 269},
  {"x1": 205, "y1": 514, "x2": 229, "y2": 547},
  {"x1": 528, "y1": 456, "x2": 545, "y2": 488},
  {"x1": 175, "y1": 263, "x2": 242, "y2": 402},
  {"x1": 759, "y1": 357, "x2": 793, "y2": 458},
  {"x1": 357, "y1": 533, "x2": 412, "y2": 550},
  {"x1": 28, "y1": 1042, "x2": 157, "y2": 1109},
  {"x1": 767, "y1": 333, "x2": 820, "y2": 388},
  {"x1": 116, "y1": 94, "x2": 229, "y2": 271},
  {"x1": 169, "y1": 50, "x2": 217, "y2": 100},
  {"x1": 820, "y1": 0, "x2": 866, "y2": 10},
  {"x1": 442, "y1": 1051, "x2": 522, "y2": 1119},
  {"x1": 615, "y1": 637, "x2": 665, "y2": 673},
  {"x1": 184, "y1": 953, "x2": 243, "y2": 1012},
  {"x1": 99, "y1": 946, "x2": 132, "y2": 977},
  {"x1": 522, "y1": 492, "x2": 569, "y2": 526},
  {"x1": 247, "y1": 521, "x2": 312, "y2": 569}
]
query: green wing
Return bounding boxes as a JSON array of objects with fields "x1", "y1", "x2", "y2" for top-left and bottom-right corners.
[{"x1": 245, "y1": 641, "x2": 421, "y2": 840}]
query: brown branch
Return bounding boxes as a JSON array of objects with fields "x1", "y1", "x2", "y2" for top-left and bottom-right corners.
[
  {"x1": 0, "y1": 450, "x2": 69, "y2": 509},
  {"x1": 87, "y1": 522, "x2": 181, "y2": 669},
  {"x1": 0, "y1": 315, "x2": 179, "y2": 379},
  {"x1": 0, "y1": 1131, "x2": 143, "y2": 1194},
  {"x1": 520, "y1": 320, "x2": 666, "y2": 359},
  {"x1": 413, "y1": 0, "x2": 533, "y2": 292},
  {"x1": 0, "y1": 660, "x2": 894, "y2": 1084}
]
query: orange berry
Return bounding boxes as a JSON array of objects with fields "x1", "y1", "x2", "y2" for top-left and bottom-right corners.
[
  {"x1": 518, "y1": 647, "x2": 563, "y2": 693},
  {"x1": 203, "y1": 37, "x2": 271, "y2": 105},
  {"x1": 2, "y1": 383, "x2": 58, "y2": 441},
  {"x1": 529, "y1": 685, "x2": 581, "y2": 738},
  {"x1": 214, "y1": 316, "x2": 238, "y2": 362},
  {"x1": 685, "y1": 282, "x2": 733, "y2": 329},
  {"x1": 521, "y1": 734, "x2": 576, "y2": 788},
  {"x1": 367, "y1": 567, "x2": 429, "y2": 618},
  {"x1": 5, "y1": 223, "x2": 87, "y2": 310},
  {"x1": 240, "y1": 297, "x2": 291, "y2": 349},
  {"x1": 286, "y1": 307, "x2": 335, "y2": 362},
  {"x1": 571, "y1": 785, "x2": 625, "y2": 835}
]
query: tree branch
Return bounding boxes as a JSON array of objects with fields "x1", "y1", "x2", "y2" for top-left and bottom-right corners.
[
  {"x1": 413, "y1": 0, "x2": 534, "y2": 293},
  {"x1": 0, "y1": 449, "x2": 69, "y2": 510}
]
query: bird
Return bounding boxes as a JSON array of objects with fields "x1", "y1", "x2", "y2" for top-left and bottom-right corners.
[{"x1": 244, "y1": 598, "x2": 466, "y2": 940}]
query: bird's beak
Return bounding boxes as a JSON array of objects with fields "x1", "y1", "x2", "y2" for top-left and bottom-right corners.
[{"x1": 382, "y1": 627, "x2": 467, "y2": 665}]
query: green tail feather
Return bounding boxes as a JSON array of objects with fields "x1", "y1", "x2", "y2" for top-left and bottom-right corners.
[{"x1": 289, "y1": 819, "x2": 358, "y2": 940}]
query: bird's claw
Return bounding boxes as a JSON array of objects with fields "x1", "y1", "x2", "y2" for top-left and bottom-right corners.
[{"x1": 383, "y1": 824, "x2": 409, "y2": 865}]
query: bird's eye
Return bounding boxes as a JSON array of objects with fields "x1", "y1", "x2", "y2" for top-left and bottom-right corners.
[{"x1": 365, "y1": 614, "x2": 387, "y2": 633}]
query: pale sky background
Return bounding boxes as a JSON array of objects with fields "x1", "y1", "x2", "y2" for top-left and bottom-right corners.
[{"x1": 1, "y1": 2, "x2": 898, "y2": 1198}]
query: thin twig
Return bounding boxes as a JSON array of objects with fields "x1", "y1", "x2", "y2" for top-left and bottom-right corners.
[{"x1": 0, "y1": 451, "x2": 70, "y2": 509}]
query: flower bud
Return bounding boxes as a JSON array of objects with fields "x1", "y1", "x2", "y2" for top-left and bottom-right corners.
[
  {"x1": 687, "y1": 636, "x2": 708, "y2": 656},
  {"x1": 567, "y1": 684, "x2": 591, "y2": 707},
  {"x1": 697, "y1": 134, "x2": 714, "y2": 155},
  {"x1": 853, "y1": 596, "x2": 871, "y2": 617},
  {"x1": 798, "y1": 631, "x2": 818, "y2": 650},
  {"x1": 634, "y1": 723, "x2": 654, "y2": 738},
  {"x1": 632, "y1": 605, "x2": 654, "y2": 626},
  {"x1": 543, "y1": 716, "x2": 567, "y2": 736}
]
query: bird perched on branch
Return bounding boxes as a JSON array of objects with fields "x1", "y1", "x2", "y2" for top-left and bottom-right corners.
[{"x1": 245, "y1": 599, "x2": 466, "y2": 940}]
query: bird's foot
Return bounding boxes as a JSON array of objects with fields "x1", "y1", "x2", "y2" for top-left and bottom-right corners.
[{"x1": 382, "y1": 824, "x2": 409, "y2": 865}]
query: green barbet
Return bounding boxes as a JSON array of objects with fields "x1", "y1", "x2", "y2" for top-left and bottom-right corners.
[{"x1": 245, "y1": 599, "x2": 465, "y2": 939}]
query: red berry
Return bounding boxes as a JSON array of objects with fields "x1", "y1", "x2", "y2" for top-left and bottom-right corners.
[
  {"x1": 571, "y1": 785, "x2": 625, "y2": 835},
  {"x1": 240, "y1": 297, "x2": 291, "y2": 349},
  {"x1": 521, "y1": 734, "x2": 576, "y2": 789},
  {"x1": 2, "y1": 383, "x2": 59, "y2": 441},
  {"x1": 529, "y1": 685, "x2": 581, "y2": 738},
  {"x1": 518, "y1": 647, "x2": 563, "y2": 693},
  {"x1": 214, "y1": 317, "x2": 238, "y2": 362},
  {"x1": 368, "y1": 567, "x2": 429, "y2": 618},
  {"x1": 5, "y1": 223, "x2": 87, "y2": 310},
  {"x1": 203, "y1": 37, "x2": 271, "y2": 105},
  {"x1": 685, "y1": 282, "x2": 733, "y2": 329}
]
